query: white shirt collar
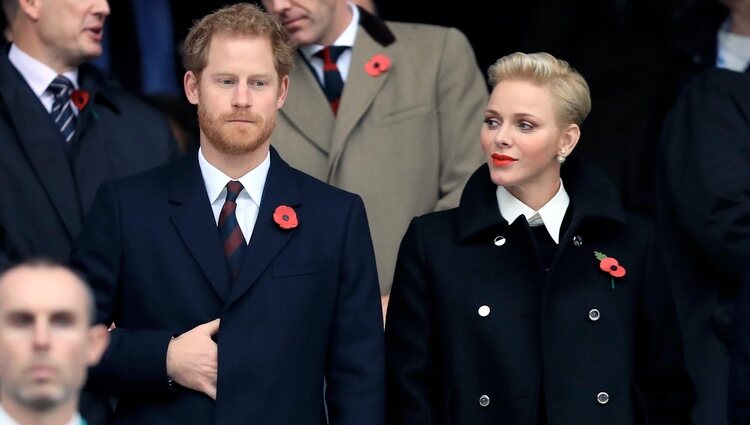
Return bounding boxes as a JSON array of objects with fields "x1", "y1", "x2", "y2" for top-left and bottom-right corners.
[
  {"x1": 0, "y1": 405, "x2": 82, "y2": 425},
  {"x1": 197, "y1": 148, "x2": 270, "y2": 209},
  {"x1": 300, "y1": 3, "x2": 360, "y2": 60},
  {"x1": 8, "y1": 44, "x2": 79, "y2": 98},
  {"x1": 496, "y1": 179, "x2": 570, "y2": 244},
  {"x1": 717, "y1": 17, "x2": 750, "y2": 72}
]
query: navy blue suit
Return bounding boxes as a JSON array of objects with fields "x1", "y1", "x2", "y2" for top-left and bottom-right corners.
[
  {"x1": 70, "y1": 148, "x2": 385, "y2": 425},
  {"x1": 0, "y1": 43, "x2": 175, "y2": 269},
  {"x1": 0, "y1": 43, "x2": 175, "y2": 425}
]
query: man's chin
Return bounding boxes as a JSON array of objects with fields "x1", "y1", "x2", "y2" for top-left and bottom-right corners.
[{"x1": 16, "y1": 388, "x2": 68, "y2": 412}]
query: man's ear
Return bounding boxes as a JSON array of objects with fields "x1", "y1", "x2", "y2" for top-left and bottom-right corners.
[
  {"x1": 276, "y1": 74, "x2": 290, "y2": 109},
  {"x1": 18, "y1": 0, "x2": 41, "y2": 21},
  {"x1": 184, "y1": 71, "x2": 200, "y2": 106},
  {"x1": 86, "y1": 324, "x2": 110, "y2": 366}
]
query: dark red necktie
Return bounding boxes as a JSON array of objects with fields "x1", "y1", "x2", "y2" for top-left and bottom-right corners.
[
  {"x1": 218, "y1": 181, "x2": 247, "y2": 279},
  {"x1": 315, "y1": 46, "x2": 348, "y2": 115}
]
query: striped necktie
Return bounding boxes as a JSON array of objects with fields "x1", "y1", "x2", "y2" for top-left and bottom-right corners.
[
  {"x1": 218, "y1": 181, "x2": 247, "y2": 279},
  {"x1": 47, "y1": 75, "x2": 77, "y2": 144},
  {"x1": 315, "y1": 46, "x2": 348, "y2": 114}
]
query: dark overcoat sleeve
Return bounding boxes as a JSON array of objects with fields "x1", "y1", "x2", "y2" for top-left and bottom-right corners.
[
  {"x1": 385, "y1": 219, "x2": 439, "y2": 424},
  {"x1": 659, "y1": 68, "x2": 750, "y2": 280},
  {"x1": 731, "y1": 269, "x2": 750, "y2": 425},
  {"x1": 633, "y1": 223, "x2": 695, "y2": 424},
  {"x1": 326, "y1": 195, "x2": 386, "y2": 425},
  {"x1": 70, "y1": 181, "x2": 174, "y2": 397}
]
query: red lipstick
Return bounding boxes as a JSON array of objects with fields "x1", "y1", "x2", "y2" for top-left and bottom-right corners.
[{"x1": 491, "y1": 153, "x2": 516, "y2": 167}]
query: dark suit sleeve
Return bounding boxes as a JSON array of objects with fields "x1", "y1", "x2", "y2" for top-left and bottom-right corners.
[
  {"x1": 325, "y1": 195, "x2": 385, "y2": 425},
  {"x1": 660, "y1": 69, "x2": 750, "y2": 280},
  {"x1": 634, "y1": 225, "x2": 695, "y2": 424},
  {"x1": 730, "y1": 269, "x2": 750, "y2": 425},
  {"x1": 385, "y1": 219, "x2": 439, "y2": 424},
  {"x1": 70, "y1": 182, "x2": 174, "y2": 397}
]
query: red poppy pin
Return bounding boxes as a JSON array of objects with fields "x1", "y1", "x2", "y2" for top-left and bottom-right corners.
[
  {"x1": 594, "y1": 251, "x2": 626, "y2": 289},
  {"x1": 70, "y1": 89, "x2": 90, "y2": 110},
  {"x1": 364, "y1": 54, "x2": 390, "y2": 77},
  {"x1": 273, "y1": 205, "x2": 298, "y2": 230}
]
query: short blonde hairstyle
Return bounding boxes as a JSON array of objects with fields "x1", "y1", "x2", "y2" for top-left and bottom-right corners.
[
  {"x1": 183, "y1": 3, "x2": 295, "y2": 78},
  {"x1": 488, "y1": 52, "x2": 591, "y2": 126}
]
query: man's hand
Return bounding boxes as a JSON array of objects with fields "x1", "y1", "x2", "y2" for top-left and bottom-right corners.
[{"x1": 166, "y1": 318, "x2": 220, "y2": 399}]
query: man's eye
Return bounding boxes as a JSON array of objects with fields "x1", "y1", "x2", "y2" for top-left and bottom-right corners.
[
  {"x1": 7, "y1": 314, "x2": 33, "y2": 327},
  {"x1": 50, "y1": 313, "x2": 75, "y2": 327}
]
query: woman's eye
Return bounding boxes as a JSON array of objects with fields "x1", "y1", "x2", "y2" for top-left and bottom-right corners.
[
  {"x1": 518, "y1": 121, "x2": 534, "y2": 131},
  {"x1": 483, "y1": 118, "x2": 500, "y2": 128}
]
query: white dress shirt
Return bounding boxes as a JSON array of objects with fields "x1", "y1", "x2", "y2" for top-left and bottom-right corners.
[
  {"x1": 198, "y1": 148, "x2": 270, "y2": 243},
  {"x1": 299, "y1": 3, "x2": 360, "y2": 84},
  {"x1": 8, "y1": 44, "x2": 80, "y2": 115},
  {"x1": 717, "y1": 18, "x2": 750, "y2": 72},
  {"x1": 0, "y1": 405, "x2": 82, "y2": 425},
  {"x1": 496, "y1": 180, "x2": 570, "y2": 244}
]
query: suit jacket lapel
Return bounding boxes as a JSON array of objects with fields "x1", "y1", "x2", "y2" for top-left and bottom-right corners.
[
  {"x1": 0, "y1": 55, "x2": 82, "y2": 239},
  {"x1": 226, "y1": 148, "x2": 300, "y2": 307},
  {"x1": 73, "y1": 65, "x2": 120, "y2": 145},
  {"x1": 169, "y1": 154, "x2": 232, "y2": 301},
  {"x1": 329, "y1": 26, "x2": 391, "y2": 172},
  {"x1": 279, "y1": 54, "x2": 335, "y2": 154}
]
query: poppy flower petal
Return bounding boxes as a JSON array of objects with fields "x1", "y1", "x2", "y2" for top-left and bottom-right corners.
[
  {"x1": 273, "y1": 205, "x2": 298, "y2": 230},
  {"x1": 610, "y1": 266, "x2": 626, "y2": 278},
  {"x1": 599, "y1": 257, "x2": 618, "y2": 272},
  {"x1": 70, "y1": 89, "x2": 90, "y2": 110}
]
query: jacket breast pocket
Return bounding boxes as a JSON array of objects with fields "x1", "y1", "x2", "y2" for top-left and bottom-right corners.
[
  {"x1": 378, "y1": 103, "x2": 430, "y2": 125},
  {"x1": 272, "y1": 256, "x2": 336, "y2": 278}
]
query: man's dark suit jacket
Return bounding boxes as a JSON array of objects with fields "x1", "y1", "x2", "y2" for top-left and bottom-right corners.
[
  {"x1": 70, "y1": 148, "x2": 385, "y2": 425},
  {"x1": 656, "y1": 68, "x2": 750, "y2": 425},
  {"x1": 0, "y1": 43, "x2": 175, "y2": 269}
]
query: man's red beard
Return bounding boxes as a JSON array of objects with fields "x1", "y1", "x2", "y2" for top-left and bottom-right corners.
[{"x1": 198, "y1": 105, "x2": 276, "y2": 155}]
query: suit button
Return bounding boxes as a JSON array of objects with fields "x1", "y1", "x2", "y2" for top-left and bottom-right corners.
[
  {"x1": 596, "y1": 392, "x2": 610, "y2": 405},
  {"x1": 588, "y1": 308, "x2": 600, "y2": 321},
  {"x1": 479, "y1": 394, "x2": 490, "y2": 407},
  {"x1": 572, "y1": 235, "x2": 583, "y2": 247},
  {"x1": 478, "y1": 305, "x2": 491, "y2": 317},
  {"x1": 493, "y1": 236, "x2": 506, "y2": 246}
]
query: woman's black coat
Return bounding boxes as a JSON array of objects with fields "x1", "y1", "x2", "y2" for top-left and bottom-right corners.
[{"x1": 385, "y1": 157, "x2": 694, "y2": 425}]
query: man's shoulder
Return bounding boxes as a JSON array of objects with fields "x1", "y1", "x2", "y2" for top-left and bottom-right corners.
[
  {"x1": 382, "y1": 20, "x2": 467, "y2": 43},
  {"x1": 103, "y1": 155, "x2": 179, "y2": 194},
  {"x1": 285, "y1": 159, "x2": 362, "y2": 205},
  {"x1": 78, "y1": 63, "x2": 171, "y2": 122}
]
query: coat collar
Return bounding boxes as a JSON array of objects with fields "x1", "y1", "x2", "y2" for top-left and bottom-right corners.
[
  {"x1": 458, "y1": 155, "x2": 627, "y2": 242},
  {"x1": 168, "y1": 147, "x2": 301, "y2": 305},
  {"x1": 357, "y1": 6, "x2": 396, "y2": 47}
]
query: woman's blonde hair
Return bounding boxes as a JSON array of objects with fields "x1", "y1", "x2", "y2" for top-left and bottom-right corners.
[{"x1": 488, "y1": 52, "x2": 591, "y2": 126}]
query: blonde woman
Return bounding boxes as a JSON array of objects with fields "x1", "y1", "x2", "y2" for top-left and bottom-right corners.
[{"x1": 385, "y1": 52, "x2": 694, "y2": 424}]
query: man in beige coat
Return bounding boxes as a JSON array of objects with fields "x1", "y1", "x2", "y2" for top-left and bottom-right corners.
[{"x1": 261, "y1": 0, "x2": 488, "y2": 311}]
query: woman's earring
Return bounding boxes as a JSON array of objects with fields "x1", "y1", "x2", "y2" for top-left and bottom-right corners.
[{"x1": 556, "y1": 149, "x2": 567, "y2": 164}]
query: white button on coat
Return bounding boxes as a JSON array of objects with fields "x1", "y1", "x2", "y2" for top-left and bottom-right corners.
[
  {"x1": 588, "y1": 309, "x2": 600, "y2": 321},
  {"x1": 478, "y1": 305, "x2": 491, "y2": 317},
  {"x1": 479, "y1": 394, "x2": 490, "y2": 407},
  {"x1": 494, "y1": 236, "x2": 506, "y2": 246},
  {"x1": 596, "y1": 392, "x2": 610, "y2": 405}
]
